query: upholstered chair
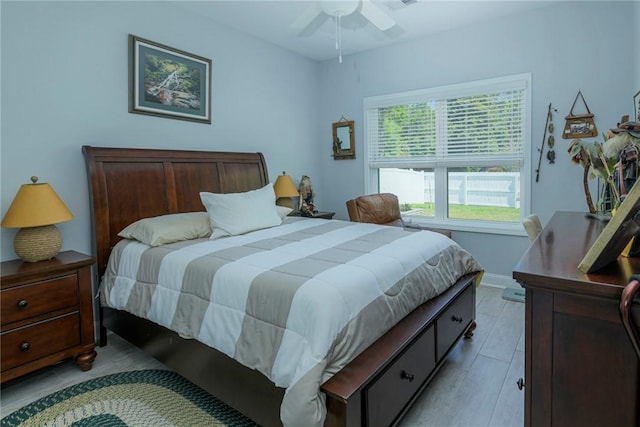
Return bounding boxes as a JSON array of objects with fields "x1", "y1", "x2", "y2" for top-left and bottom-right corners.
[
  {"x1": 346, "y1": 193, "x2": 403, "y2": 226},
  {"x1": 346, "y1": 193, "x2": 451, "y2": 238},
  {"x1": 522, "y1": 214, "x2": 543, "y2": 243}
]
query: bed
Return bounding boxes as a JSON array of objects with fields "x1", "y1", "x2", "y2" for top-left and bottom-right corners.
[{"x1": 83, "y1": 145, "x2": 482, "y2": 427}]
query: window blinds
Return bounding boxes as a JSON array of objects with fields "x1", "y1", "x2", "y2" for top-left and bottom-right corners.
[{"x1": 366, "y1": 76, "x2": 527, "y2": 169}]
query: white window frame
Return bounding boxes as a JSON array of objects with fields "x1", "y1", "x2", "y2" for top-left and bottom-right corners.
[{"x1": 363, "y1": 73, "x2": 531, "y2": 235}]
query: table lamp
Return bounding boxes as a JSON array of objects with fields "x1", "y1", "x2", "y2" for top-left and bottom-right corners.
[
  {"x1": 273, "y1": 171, "x2": 299, "y2": 210},
  {"x1": 1, "y1": 176, "x2": 74, "y2": 262}
]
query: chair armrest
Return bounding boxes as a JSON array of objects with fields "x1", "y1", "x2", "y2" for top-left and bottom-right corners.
[{"x1": 403, "y1": 224, "x2": 452, "y2": 239}]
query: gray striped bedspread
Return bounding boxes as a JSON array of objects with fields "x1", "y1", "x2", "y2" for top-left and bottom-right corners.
[{"x1": 100, "y1": 217, "x2": 482, "y2": 426}]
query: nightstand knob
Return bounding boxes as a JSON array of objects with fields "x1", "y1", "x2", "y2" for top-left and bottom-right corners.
[
  {"x1": 20, "y1": 342, "x2": 31, "y2": 352},
  {"x1": 452, "y1": 315, "x2": 463, "y2": 323},
  {"x1": 17, "y1": 299, "x2": 28, "y2": 309},
  {"x1": 517, "y1": 377, "x2": 525, "y2": 390}
]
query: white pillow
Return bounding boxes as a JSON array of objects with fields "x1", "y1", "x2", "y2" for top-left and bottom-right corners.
[
  {"x1": 118, "y1": 212, "x2": 212, "y2": 246},
  {"x1": 200, "y1": 183, "x2": 282, "y2": 239},
  {"x1": 276, "y1": 205, "x2": 293, "y2": 218}
]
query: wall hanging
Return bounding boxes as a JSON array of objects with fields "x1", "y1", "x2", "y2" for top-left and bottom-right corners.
[
  {"x1": 332, "y1": 116, "x2": 355, "y2": 160},
  {"x1": 535, "y1": 103, "x2": 558, "y2": 182},
  {"x1": 562, "y1": 90, "x2": 597, "y2": 139},
  {"x1": 129, "y1": 34, "x2": 212, "y2": 124}
]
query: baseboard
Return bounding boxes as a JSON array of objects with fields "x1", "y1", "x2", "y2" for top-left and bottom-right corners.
[{"x1": 479, "y1": 272, "x2": 520, "y2": 289}]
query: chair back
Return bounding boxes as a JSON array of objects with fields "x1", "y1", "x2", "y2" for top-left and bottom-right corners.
[
  {"x1": 346, "y1": 193, "x2": 403, "y2": 226},
  {"x1": 522, "y1": 214, "x2": 543, "y2": 243},
  {"x1": 620, "y1": 276, "x2": 640, "y2": 359}
]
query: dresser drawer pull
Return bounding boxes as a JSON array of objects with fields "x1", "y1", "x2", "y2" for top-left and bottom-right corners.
[
  {"x1": 20, "y1": 342, "x2": 31, "y2": 352},
  {"x1": 17, "y1": 299, "x2": 29, "y2": 309},
  {"x1": 400, "y1": 370, "x2": 415, "y2": 382},
  {"x1": 517, "y1": 377, "x2": 525, "y2": 390},
  {"x1": 451, "y1": 315, "x2": 463, "y2": 323}
]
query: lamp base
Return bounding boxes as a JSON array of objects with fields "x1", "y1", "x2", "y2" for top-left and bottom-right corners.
[
  {"x1": 14, "y1": 224, "x2": 62, "y2": 262},
  {"x1": 276, "y1": 197, "x2": 296, "y2": 210}
]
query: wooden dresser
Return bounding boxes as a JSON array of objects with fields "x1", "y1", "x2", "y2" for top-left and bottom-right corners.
[
  {"x1": 513, "y1": 211, "x2": 640, "y2": 427},
  {"x1": 1, "y1": 251, "x2": 97, "y2": 383}
]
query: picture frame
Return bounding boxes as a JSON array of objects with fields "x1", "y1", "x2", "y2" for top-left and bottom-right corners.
[
  {"x1": 129, "y1": 35, "x2": 211, "y2": 124},
  {"x1": 562, "y1": 90, "x2": 598, "y2": 139},
  {"x1": 563, "y1": 116, "x2": 598, "y2": 139},
  {"x1": 578, "y1": 180, "x2": 640, "y2": 273}
]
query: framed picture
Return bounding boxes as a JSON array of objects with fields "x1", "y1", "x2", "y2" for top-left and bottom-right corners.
[
  {"x1": 562, "y1": 116, "x2": 598, "y2": 139},
  {"x1": 578, "y1": 180, "x2": 640, "y2": 273},
  {"x1": 562, "y1": 90, "x2": 598, "y2": 139},
  {"x1": 129, "y1": 35, "x2": 211, "y2": 124}
]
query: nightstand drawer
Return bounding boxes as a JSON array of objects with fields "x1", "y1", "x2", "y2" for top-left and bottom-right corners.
[
  {"x1": 1, "y1": 275, "x2": 78, "y2": 324},
  {"x1": 1, "y1": 312, "x2": 81, "y2": 371}
]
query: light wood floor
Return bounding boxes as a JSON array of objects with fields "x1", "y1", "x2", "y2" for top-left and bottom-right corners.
[{"x1": 1, "y1": 285, "x2": 525, "y2": 426}]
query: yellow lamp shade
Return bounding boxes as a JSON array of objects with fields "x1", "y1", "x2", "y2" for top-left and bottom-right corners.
[
  {"x1": 273, "y1": 172, "x2": 299, "y2": 210},
  {"x1": 2, "y1": 176, "x2": 73, "y2": 228},
  {"x1": 2, "y1": 176, "x2": 73, "y2": 262}
]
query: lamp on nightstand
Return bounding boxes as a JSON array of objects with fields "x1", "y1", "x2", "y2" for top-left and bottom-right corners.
[
  {"x1": 1, "y1": 176, "x2": 74, "y2": 262},
  {"x1": 273, "y1": 171, "x2": 299, "y2": 210}
]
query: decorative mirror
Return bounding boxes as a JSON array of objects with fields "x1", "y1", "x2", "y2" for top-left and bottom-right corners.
[{"x1": 332, "y1": 118, "x2": 355, "y2": 160}]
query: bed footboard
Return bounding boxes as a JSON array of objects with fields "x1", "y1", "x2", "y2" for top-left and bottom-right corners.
[{"x1": 322, "y1": 273, "x2": 477, "y2": 427}]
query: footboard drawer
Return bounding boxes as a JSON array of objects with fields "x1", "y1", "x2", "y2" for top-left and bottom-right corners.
[
  {"x1": 365, "y1": 325, "x2": 436, "y2": 427},
  {"x1": 436, "y1": 284, "x2": 474, "y2": 360}
]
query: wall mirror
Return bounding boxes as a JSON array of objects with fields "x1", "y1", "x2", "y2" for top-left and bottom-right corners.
[{"x1": 332, "y1": 119, "x2": 355, "y2": 160}]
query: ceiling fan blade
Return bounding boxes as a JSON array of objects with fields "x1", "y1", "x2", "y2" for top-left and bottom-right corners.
[
  {"x1": 359, "y1": 0, "x2": 395, "y2": 31},
  {"x1": 291, "y1": 2, "x2": 324, "y2": 33}
]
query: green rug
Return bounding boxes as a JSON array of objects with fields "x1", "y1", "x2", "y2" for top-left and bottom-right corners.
[{"x1": 1, "y1": 369, "x2": 259, "y2": 427}]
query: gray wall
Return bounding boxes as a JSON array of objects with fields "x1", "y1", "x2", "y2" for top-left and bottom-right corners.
[
  {"x1": 1, "y1": 1, "x2": 637, "y2": 281},
  {"x1": 316, "y1": 1, "x2": 636, "y2": 277},
  {"x1": 1, "y1": 1, "x2": 321, "y2": 260}
]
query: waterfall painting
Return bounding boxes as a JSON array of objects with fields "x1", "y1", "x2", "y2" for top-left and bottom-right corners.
[{"x1": 129, "y1": 35, "x2": 211, "y2": 124}]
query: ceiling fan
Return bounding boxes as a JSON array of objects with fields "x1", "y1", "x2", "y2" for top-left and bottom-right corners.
[{"x1": 292, "y1": 0, "x2": 397, "y2": 62}]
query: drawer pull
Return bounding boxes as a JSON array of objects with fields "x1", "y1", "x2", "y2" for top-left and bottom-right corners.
[
  {"x1": 517, "y1": 377, "x2": 525, "y2": 390},
  {"x1": 17, "y1": 299, "x2": 28, "y2": 309},
  {"x1": 400, "y1": 370, "x2": 415, "y2": 382},
  {"x1": 20, "y1": 342, "x2": 31, "y2": 352},
  {"x1": 451, "y1": 315, "x2": 463, "y2": 323}
]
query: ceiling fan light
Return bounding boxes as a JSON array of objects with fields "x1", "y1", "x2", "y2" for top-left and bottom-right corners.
[{"x1": 320, "y1": 0, "x2": 360, "y2": 17}]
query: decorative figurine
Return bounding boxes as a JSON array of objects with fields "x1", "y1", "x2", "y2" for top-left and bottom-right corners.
[{"x1": 298, "y1": 175, "x2": 315, "y2": 217}]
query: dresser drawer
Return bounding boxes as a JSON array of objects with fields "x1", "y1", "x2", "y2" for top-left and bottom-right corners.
[
  {"x1": 1, "y1": 275, "x2": 78, "y2": 325},
  {"x1": 365, "y1": 325, "x2": 436, "y2": 427},
  {"x1": 436, "y1": 284, "x2": 474, "y2": 360},
  {"x1": 1, "y1": 312, "x2": 81, "y2": 371}
]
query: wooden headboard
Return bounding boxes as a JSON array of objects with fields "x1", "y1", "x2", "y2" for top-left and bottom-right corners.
[{"x1": 82, "y1": 146, "x2": 269, "y2": 277}]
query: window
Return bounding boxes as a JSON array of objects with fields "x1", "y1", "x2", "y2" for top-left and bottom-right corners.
[{"x1": 364, "y1": 74, "x2": 531, "y2": 234}]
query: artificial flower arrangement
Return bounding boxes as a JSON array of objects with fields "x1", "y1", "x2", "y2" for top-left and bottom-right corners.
[{"x1": 568, "y1": 117, "x2": 640, "y2": 215}]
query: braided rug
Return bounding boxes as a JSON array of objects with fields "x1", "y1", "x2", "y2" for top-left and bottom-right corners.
[{"x1": 1, "y1": 369, "x2": 259, "y2": 427}]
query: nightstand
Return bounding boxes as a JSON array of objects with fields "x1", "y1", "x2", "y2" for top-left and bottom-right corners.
[
  {"x1": 289, "y1": 211, "x2": 335, "y2": 219},
  {"x1": 1, "y1": 250, "x2": 97, "y2": 383}
]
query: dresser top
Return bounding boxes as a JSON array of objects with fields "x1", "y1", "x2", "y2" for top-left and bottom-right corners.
[{"x1": 513, "y1": 211, "x2": 640, "y2": 298}]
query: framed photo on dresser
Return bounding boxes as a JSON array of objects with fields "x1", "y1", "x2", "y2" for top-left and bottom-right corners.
[{"x1": 579, "y1": 180, "x2": 640, "y2": 273}]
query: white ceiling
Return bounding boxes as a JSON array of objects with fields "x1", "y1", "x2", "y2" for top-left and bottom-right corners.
[{"x1": 174, "y1": 0, "x2": 560, "y2": 61}]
